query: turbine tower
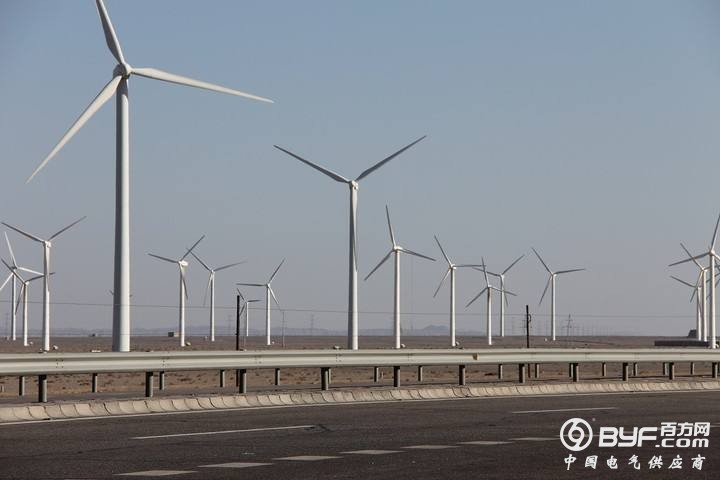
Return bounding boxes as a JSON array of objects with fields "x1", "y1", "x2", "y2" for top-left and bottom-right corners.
[
  {"x1": 466, "y1": 258, "x2": 515, "y2": 345},
  {"x1": 532, "y1": 247, "x2": 585, "y2": 341},
  {"x1": 237, "y1": 289, "x2": 261, "y2": 337},
  {"x1": 364, "y1": 206, "x2": 435, "y2": 349},
  {"x1": 191, "y1": 252, "x2": 244, "y2": 342},
  {"x1": 671, "y1": 275, "x2": 703, "y2": 340},
  {"x1": 274, "y1": 136, "x2": 426, "y2": 350},
  {"x1": 148, "y1": 236, "x2": 205, "y2": 347},
  {"x1": 2, "y1": 218, "x2": 85, "y2": 351},
  {"x1": 237, "y1": 259, "x2": 284, "y2": 346},
  {"x1": 679, "y1": 242, "x2": 708, "y2": 342},
  {"x1": 433, "y1": 236, "x2": 481, "y2": 347},
  {"x1": 27, "y1": 0, "x2": 273, "y2": 353},
  {"x1": 2, "y1": 259, "x2": 44, "y2": 347},
  {"x1": 3, "y1": 233, "x2": 21, "y2": 341},
  {"x1": 670, "y1": 212, "x2": 720, "y2": 349},
  {"x1": 485, "y1": 254, "x2": 524, "y2": 337}
]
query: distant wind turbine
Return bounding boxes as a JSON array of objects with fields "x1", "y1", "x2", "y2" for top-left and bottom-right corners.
[
  {"x1": 670, "y1": 274, "x2": 703, "y2": 341},
  {"x1": 237, "y1": 259, "x2": 285, "y2": 346},
  {"x1": 484, "y1": 254, "x2": 524, "y2": 337},
  {"x1": 274, "y1": 136, "x2": 426, "y2": 349},
  {"x1": 237, "y1": 289, "x2": 261, "y2": 337},
  {"x1": 191, "y1": 252, "x2": 245, "y2": 342},
  {"x1": 466, "y1": 258, "x2": 515, "y2": 345},
  {"x1": 432, "y1": 236, "x2": 481, "y2": 347},
  {"x1": 2, "y1": 259, "x2": 45, "y2": 347},
  {"x1": 679, "y1": 242, "x2": 708, "y2": 342},
  {"x1": 364, "y1": 206, "x2": 435, "y2": 349},
  {"x1": 26, "y1": 0, "x2": 273, "y2": 353},
  {"x1": 148, "y1": 236, "x2": 205, "y2": 347},
  {"x1": 2, "y1": 218, "x2": 85, "y2": 351},
  {"x1": 532, "y1": 247, "x2": 585, "y2": 341}
]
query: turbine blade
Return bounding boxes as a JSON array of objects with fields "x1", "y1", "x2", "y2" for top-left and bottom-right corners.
[
  {"x1": 669, "y1": 252, "x2": 708, "y2": 267},
  {"x1": 711, "y1": 211, "x2": 720, "y2": 250},
  {"x1": 1, "y1": 223, "x2": 43, "y2": 243},
  {"x1": 402, "y1": 248, "x2": 435, "y2": 262},
  {"x1": 555, "y1": 268, "x2": 585, "y2": 275},
  {"x1": 236, "y1": 282, "x2": 265, "y2": 287},
  {"x1": 465, "y1": 287, "x2": 488, "y2": 308},
  {"x1": 239, "y1": 303, "x2": 246, "y2": 318},
  {"x1": 355, "y1": 135, "x2": 427, "y2": 181},
  {"x1": 273, "y1": 145, "x2": 350, "y2": 183},
  {"x1": 476, "y1": 267, "x2": 501, "y2": 278},
  {"x1": 0, "y1": 259, "x2": 17, "y2": 278},
  {"x1": 433, "y1": 267, "x2": 451, "y2": 298},
  {"x1": 181, "y1": 271, "x2": 189, "y2": 300},
  {"x1": 679, "y1": 242, "x2": 703, "y2": 270},
  {"x1": 268, "y1": 258, "x2": 285, "y2": 283},
  {"x1": 15, "y1": 283, "x2": 25, "y2": 316},
  {"x1": 248, "y1": 299, "x2": 261, "y2": 303},
  {"x1": 17, "y1": 267, "x2": 42, "y2": 276},
  {"x1": 364, "y1": 250, "x2": 393, "y2": 281},
  {"x1": 181, "y1": 235, "x2": 205, "y2": 261},
  {"x1": 27, "y1": 274, "x2": 45, "y2": 283},
  {"x1": 481, "y1": 257, "x2": 490, "y2": 287},
  {"x1": 214, "y1": 261, "x2": 245, "y2": 272},
  {"x1": 455, "y1": 264, "x2": 484, "y2": 268},
  {"x1": 132, "y1": 67, "x2": 273, "y2": 103},
  {"x1": 434, "y1": 235, "x2": 451, "y2": 265},
  {"x1": 235, "y1": 289, "x2": 245, "y2": 301},
  {"x1": 49, "y1": 216, "x2": 86, "y2": 241},
  {"x1": 671, "y1": 275, "x2": 696, "y2": 289},
  {"x1": 502, "y1": 254, "x2": 525, "y2": 275},
  {"x1": 202, "y1": 274, "x2": 211, "y2": 307},
  {"x1": 385, "y1": 205, "x2": 396, "y2": 247},
  {"x1": 0, "y1": 273, "x2": 12, "y2": 293},
  {"x1": 148, "y1": 253, "x2": 177, "y2": 264},
  {"x1": 4, "y1": 232, "x2": 17, "y2": 267},
  {"x1": 532, "y1": 247, "x2": 551, "y2": 273},
  {"x1": 502, "y1": 288, "x2": 517, "y2": 297},
  {"x1": 27, "y1": 76, "x2": 122, "y2": 183},
  {"x1": 539, "y1": 275, "x2": 551, "y2": 306},
  {"x1": 269, "y1": 286, "x2": 280, "y2": 307},
  {"x1": 94, "y1": 0, "x2": 125, "y2": 64},
  {"x1": 190, "y1": 251, "x2": 212, "y2": 272}
]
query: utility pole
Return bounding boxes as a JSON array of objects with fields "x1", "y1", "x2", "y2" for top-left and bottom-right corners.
[
  {"x1": 525, "y1": 305, "x2": 531, "y2": 348},
  {"x1": 281, "y1": 310, "x2": 286, "y2": 348},
  {"x1": 310, "y1": 314, "x2": 315, "y2": 336},
  {"x1": 565, "y1": 314, "x2": 573, "y2": 347},
  {"x1": 235, "y1": 293, "x2": 240, "y2": 351}
]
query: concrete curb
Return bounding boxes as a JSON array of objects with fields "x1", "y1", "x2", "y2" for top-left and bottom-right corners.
[{"x1": 1, "y1": 380, "x2": 718, "y2": 424}]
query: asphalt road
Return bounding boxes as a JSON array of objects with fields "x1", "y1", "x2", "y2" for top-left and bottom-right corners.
[{"x1": 0, "y1": 391, "x2": 717, "y2": 479}]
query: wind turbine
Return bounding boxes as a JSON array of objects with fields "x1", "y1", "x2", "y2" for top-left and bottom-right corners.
[
  {"x1": 466, "y1": 258, "x2": 515, "y2": 345},
  {"x1": 148, "y1": 236, "x2": 205, "y2": 347},
  {"x1": 670, "y1": 212, "x2": 720, "y2": 349},
  {"x1": 532, "y1": 247, "x2": 585, "y2": 341},
  {"x1": 364, "y1": 206, "x2": 435, "y2": 349},
  {"x1": 484, "y1": 254, "x2": 524, "y2": 337},
  {"x1": 27, "y1": 0, "x2": 273, "y2": 353},
  {"x1": 237, "y1": 289, "x2": 261, "y2": 337},
  {"x1": 679, "y1": 242, "x2": 708, "y2": 342},
  {"x1": 2, "y1": 218, "x2": 85, "y2": 351},
  {"x1": 237, "y1": 259, "x2": 284, "y2": 346},
  {"x1": 274, "y1": 136, "x2": 426, "y2": 350},
  {"x1": 191, "y1": 252, "x2": 244, "y2": 342},
  {"x1": 2, "y1": 259, "x2": 45, "y2": 347},
  {"x1": 432, "y1": 236, "x2": 482, "y2": 347},
  {"x1": 671, "y1": 274, "x2": 703, "y2": 341}
]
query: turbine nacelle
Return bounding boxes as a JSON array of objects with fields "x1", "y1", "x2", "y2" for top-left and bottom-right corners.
[
  {"x1": 113, "y1": 63, "x2": 133, "y2": 78},
  {"x1": 350, "y1": 180, "x2": 359, "y2": 190},
  {"x1": 178, "y1": 260, "x2": 189, "y2": 268}
]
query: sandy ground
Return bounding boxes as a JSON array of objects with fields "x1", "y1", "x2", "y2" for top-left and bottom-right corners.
[{"x1": 0, "y1": 335, "x2": 708, "y2": 400}]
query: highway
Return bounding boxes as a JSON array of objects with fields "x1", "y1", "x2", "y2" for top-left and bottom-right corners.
[{"x1": 0, "y1": 390, "x2": 717, "y2": 479}]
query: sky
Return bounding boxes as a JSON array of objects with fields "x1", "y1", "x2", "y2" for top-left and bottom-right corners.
[{"x1": 1, "y1": 0, "x2": 720, "y2": 340}]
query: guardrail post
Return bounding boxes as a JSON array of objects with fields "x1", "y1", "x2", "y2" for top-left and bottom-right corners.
[
  {"x1": 632, "y1": 363, "x2": 638, "y2": 377},
  {"x1": 91, "y1": 373, "x2": 98, "y2": 393},
  {"x1": 159, "y1": 371, "x2": 165, "y2": 390},
  {"x1": 572, "y1": 363, "x2": 579, "y2": 383},
  {"x1": 662, "y1": 362, "x2": 668, "y2": 376},
  {"x1": 668, "y1": 362, "x2": 675, "y2": 380},
  {"x1": 274, "y1": 368, "x2": 281, "y2": 386},
  {"x1": 518, "y1": 364, "x2": 526, "y2": 384},
  {"x1": 534, "y1": 363, "x2": 540, "y2": 378},
  {"x1": 417, "y1": 366, "x2": 423, "y2": 382},
  {"x1": 219, "y1": 370, "x2": 226, "y2": 388},
  {"x1": 713, "y1": 362, "x2": 719, "y2": 379},
  {"x1": 690, "y1": 362, "x2": 695, "y2": 375},
  {"x1": 458, "y1": 365, "x2": 466, "y2": 386},
  {"x1": 145, "y1": 371, "x2": 154, "y2": 398},
  {"x1": 38, "y1": 374, "x2": 47, "y2": 403},
  {"x1": 498, "y1": 364, "x2": 503, "y2": 380},
  {"x1": 601, "y1": 362, "x2": 607, "y2": 377},
  {"x1": 622, "y1": 362, "x2": 629, "y2": 381},
  {"x1": 321, "y1": 367, "x2": 330, "y2": 391},
  {"x1": 373, "y1": 367, "x2": 380, "y2": 383},
  {"x1": 568, "y1": 363, "x2": 572, "y2": 378},
  {"x1": 238, "y1": 369, "x2": 247, "y2": 394},
  {"x1": 393, "y1": 366, "x2": 401, "y2": 388},
  {"x1": 18, "y1": 376, "x2": 25, "y2": 396}
]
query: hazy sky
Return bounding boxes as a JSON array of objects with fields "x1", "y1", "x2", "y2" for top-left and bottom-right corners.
[{"x1": 1, "y1": 0, "x2": 720, "y2": 339}]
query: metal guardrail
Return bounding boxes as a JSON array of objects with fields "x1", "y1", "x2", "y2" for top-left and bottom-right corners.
[{"x1": 0, "y1": 348, "x2": 719, "y2": 376}]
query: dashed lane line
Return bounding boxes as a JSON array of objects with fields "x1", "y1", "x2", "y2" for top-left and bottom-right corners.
[
  {"x1": 199, "y1": 462, "x2": 272, "y2": 468},
  {"x1": 403, "y1": 445, "x2": 459, "y2": 450},
  {"x1": 132, "y1": 424, "x2": 315, "y2": 440},
  {"x1": 116, "y1": 471, "x2": 195, "y2": 477},
  {"x1": 341, "y1": 450, "x2": 403, "y2": 455},
  {"x1": 275, "y1": 455, "x2": 342, "y2": 461}
]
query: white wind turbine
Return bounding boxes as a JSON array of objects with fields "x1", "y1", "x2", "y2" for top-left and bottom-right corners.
[
  {"x1": 432, "y1": 236, "x2": 482, "y2": 347},
  {"x1": 237, "y1": 259, "x2": 285, "y2": 346},
  {"x1": 466, "y1": 258, "x2": 515, "y2": 345},
  {"x1": 3, "y1": 232, "x2": 39, "y2": 341},
  {"x1": 237, "y1": 289, "x2": 261, "y2": 337},
  {"x1": 679, "y1": 242, "x2": 708, "y2": 342},
  {"x1": 671, "y1": 274, "x2": 704, "y2": 341},
  {"x1": 532, "y1": 247, "x2": 585, "y2": 341},
  {"x1": 364, "y1": 206, "x2": 435, "y2": 349},
  {"x1": 274, "y1": 136, "x2": 426, "y2": 350},
  {"x1": 484, "y1": 254, "x2": 524, "y2": 337},
  {"x1": 670, "y1": 212, "x2": 720, "y2": 349},
  {"x1": 191, "y1": 252, "x2": 245, "y2": 342},
  {"x1": 2, "y1": 259, "x2": 45, "y2": 347},
  {"x1": 2, "y1": 218, "x2": 85, "y2": 351},
  {"x1": 27, "y1": 0, "x2": 273, "y2": 353},
  {"x1": 148, "y1": 236, "x2": 205, "y2": 347}
]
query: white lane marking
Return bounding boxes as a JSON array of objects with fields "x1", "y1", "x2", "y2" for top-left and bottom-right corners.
[
  {"x1": 511, "y1": 407, "x2": 617, "y2": 414},
  {"x1": 199, "y1": 462, "x2": 272, "y2": 468},
  {"x1": 460, "y1": 441, "x2": 511, "y2": 445},
  {"x1": 116, "y1": 471, "x2": 195, "y2": 477},
  {"x1": 132, "y1": 424, "x2": 314, "y2": 440},
  {"x1": 404, "y1": 445, "x2": 458, "y2": 450},
  {"x1": 1, "y1": 389, "x2": 715, "y2": 426},
  {"x1": 341, "y1": 450, "x2": 402, "y2": 455},
  {"x1": 511, "y1": 437, "x2": 557, "y2": 441},
  {"x1": 275, "y1": 455, "x2": 341, "y2": 461}
]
